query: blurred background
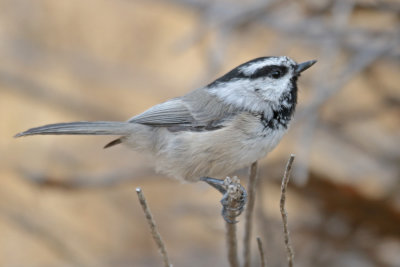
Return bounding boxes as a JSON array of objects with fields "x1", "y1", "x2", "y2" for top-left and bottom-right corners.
[{"x1": 1, "y1": 0, "x2": 399, "y2": 266}]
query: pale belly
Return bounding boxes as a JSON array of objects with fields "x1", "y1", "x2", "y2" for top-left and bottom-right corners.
[{"x1": 153, "y1": 117, "x2": 288, "y2": 182}]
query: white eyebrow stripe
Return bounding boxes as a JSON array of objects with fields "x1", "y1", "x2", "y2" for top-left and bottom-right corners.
[{"x1": 240, "y1": 56, "x2": 295, "y2": 75}]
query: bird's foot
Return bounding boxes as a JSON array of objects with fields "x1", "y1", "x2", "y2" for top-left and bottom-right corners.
[{"x1": 200, "y1": 176, "x2": 247, "y2": 224}]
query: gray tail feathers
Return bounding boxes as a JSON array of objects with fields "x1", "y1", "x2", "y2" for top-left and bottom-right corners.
[{"x1": 15, "y1": 121, "x2": 135, "y2": 137}]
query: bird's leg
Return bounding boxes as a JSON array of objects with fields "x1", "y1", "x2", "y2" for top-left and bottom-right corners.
[{"x1": 200, "y1": 176, "x2": 247, "y2": 223}]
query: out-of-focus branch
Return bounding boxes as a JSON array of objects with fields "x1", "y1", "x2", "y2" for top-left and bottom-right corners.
[
  {"x1": 0, "y1": 205, "x2": 83, "y2": 265},
  {"x1": 280, "y1": 155, "x2": 295, "y2": 267},
  {"x1": 243, "y1": 161, "x2": 259, "y2": 267},
  {"x1": 172, "y1": 0, "x2": 399, "y2": 56},
  {"x1": 300, "y1": 36, "x2": 398, "y2": 118},
  {"x1": 0, "y1": 70, "x2": 119, "y2": 120},
  {"x1": 17, "y1": 166, "x2": 156, "y2": 189},
  {"x1": 256, "y1": 237, "x2": 266, "y2": 267},
  {"x1": 136, "y1": 188, "x2": 172, "y2": 267},
  {"x1": 293, "y1": 33, "x2": 398, "y2": 183}
]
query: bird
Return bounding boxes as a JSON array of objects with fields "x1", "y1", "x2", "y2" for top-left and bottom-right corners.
[{"x1": 15, "y1": 56, "x2": 316, "y2": 222}]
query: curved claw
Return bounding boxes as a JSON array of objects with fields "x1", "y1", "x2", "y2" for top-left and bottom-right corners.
[
  {"x1": 222, "y1": 208, "x2": 238, "y2": 224},
  {"x1": 221, "y1": 191, "x2": 247, "y2": 224},
  {"x1": 201, "y1": 177, "x2": 248, "y2": 224},
  {"x1": 221, "y1": 193, "x2": 239, "y2": 224}
]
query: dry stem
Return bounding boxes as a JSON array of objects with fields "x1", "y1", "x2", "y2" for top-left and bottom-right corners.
[
  {"x1": 280, "y1": 155, "x2": 295, "y2": 267},
  {"x1": 226, "y1": 221, "x2": 239, "y2": 267},
  {"x1": 136, "y1": 187, "x2": 172, "y2": 267},
  {"x1": 256, "y1": 237, "x2": 266, "y2": 267},
  {"x1": 243, "y1": 161, "x2": 259, "y2": 267},
  {"x1": 224, "y1": 176, "x2": 245, "y2": 267}
]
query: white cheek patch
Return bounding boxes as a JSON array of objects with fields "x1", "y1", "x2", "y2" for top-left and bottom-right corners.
[
  {"x1": 208, "y1": 71, "x2": 293, "y2": 114},
  {"x1": 263, "y1": 87, "x2": 279, "y2": 100},
  {"x1": 208, "y1": 79, "x2": 269, "y2": 113},
  {"x1": 259, "y1": 75, "x2": 292, "y2": 101}
]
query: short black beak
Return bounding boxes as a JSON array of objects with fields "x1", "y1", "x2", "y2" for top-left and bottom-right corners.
[{"x1": 295, "y1": 60, "x2": 317, "y2": 74}]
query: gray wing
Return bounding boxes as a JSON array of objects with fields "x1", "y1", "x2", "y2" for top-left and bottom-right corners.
[
  {"x1": 128, "y1": 92, "x2": 238, "y2": 131},
  {"x1": 106, "y1": 98, "x2": 198, "y2": 148},
  {"x1": 128, "y1": 98, "x2": 195, "y2": 126},
  {"x1": 105, "y1": 90, "x2": 238, "y2": 148}
]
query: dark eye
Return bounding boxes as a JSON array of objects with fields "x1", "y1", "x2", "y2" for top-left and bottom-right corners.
[
  {"x1": 270, "y1": 70, "x2": 282, "y2": 79},
  {"x1": 249, "y1": 65, "x2": 288, "y2": 79}
]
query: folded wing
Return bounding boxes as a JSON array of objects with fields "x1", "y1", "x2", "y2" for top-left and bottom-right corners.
[{"x1": 128, "y1": 98, "x2": 195, "y2": 126}]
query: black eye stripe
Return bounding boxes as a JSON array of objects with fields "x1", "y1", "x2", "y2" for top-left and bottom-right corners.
[{"x1": 250, "y1": 65, "x2": 288, "y2": 79}]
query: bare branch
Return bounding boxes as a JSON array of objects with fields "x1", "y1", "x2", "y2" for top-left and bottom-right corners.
[
  {"x1": 224, "y1": 176, "x2": 246, "y2": 267},
  {"x1": 243, "y1": 161, "x2": 259, "y2": 267},
  {"x1": 280, "y1": 154, "x2": 295, "y2": 267},
  {"x1": 135, "y1": 188, "x2": 172, "y2": 267},
  {"x1": 226, "y1": 220, "x2": 239, "y2": 267},
  {"x1": 256, "y1": 237, "x2": 266, "y2": 267}
]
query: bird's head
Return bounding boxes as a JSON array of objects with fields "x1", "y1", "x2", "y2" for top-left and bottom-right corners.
[{"x1": 207, "y1": 56, "x2": 316, "y2": 114}]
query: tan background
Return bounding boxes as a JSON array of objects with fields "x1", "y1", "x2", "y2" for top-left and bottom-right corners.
[{"x1": 1, "y1": 0, "x2": 399, "y2": 266}]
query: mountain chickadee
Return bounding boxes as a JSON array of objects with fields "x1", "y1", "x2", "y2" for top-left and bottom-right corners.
[{"x1": 16, "y1": 56, "x2": 316, "y2": 221}]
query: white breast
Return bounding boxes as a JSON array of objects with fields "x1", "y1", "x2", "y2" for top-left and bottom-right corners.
[{"x1": 151, "y1": 113, "x2": 289, "y2": 182}]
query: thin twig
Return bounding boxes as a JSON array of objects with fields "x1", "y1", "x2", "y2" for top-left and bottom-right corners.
[
  {"x1": 280, "y1": 155, "x2": 295, "y2": 267},
  {"x1": 224, "y1": 176, "x2": 246, "y2": 267},
  {"x1": 243, "y1": 161, "x2": 259, "y2": 267},
  {"x1": 226, "y1": 221, "x2": 239, "y2": 267},
  {"x1": 135, "y1": 188, "x2": 172, "y2": 267},
  {"x1": 256, "y1": 237, "x2": 266, "y2": 267}
]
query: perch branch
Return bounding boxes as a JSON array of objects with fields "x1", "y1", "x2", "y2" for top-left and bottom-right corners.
[
  {"x1": 280, "y1": 155, "x2": 295, "y2": 267},
  {"x1": 135, "y1": 188, "x2": 172, "y2": 267},
  {"x1": 224, "y1": 176, "x2": 246, "y2": 267},
  {"x1": 226, "y1": 220, "x2": 239, "y2": 267},
  {"x1": 243, "y1": 161, "x2": 259, "y2": 267}
]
